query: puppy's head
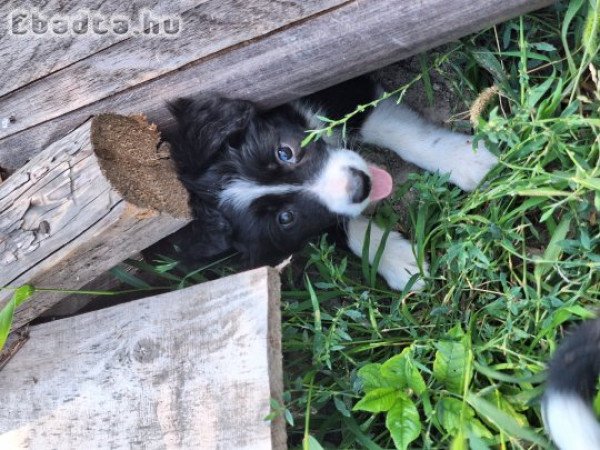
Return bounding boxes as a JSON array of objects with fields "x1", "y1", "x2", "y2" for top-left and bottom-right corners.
[{"x1": 168, "y1": 96, "x2": 392, "y2": 266}]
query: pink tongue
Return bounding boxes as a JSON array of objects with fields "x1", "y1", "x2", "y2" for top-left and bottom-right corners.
[{"x1": 368, "y1": 165, "x2": 393, "y2": 202}]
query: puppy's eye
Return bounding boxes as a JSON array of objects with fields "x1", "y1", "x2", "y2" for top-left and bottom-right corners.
[
  {"x1": 277, "y1": 210, "x2": 295, "y2": 227},
  {"x1": 276, "y1": 145, "x2": 296, "y2": 164}
]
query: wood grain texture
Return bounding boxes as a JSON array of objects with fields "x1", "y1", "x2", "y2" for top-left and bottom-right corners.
[
  {"x1": 0, "y1": 117, "x2": 189, "y2": 330},
  {"x1": 0, "y1": 267, "x2": 286, "y2": 450},
  {"x1": 0, "y1": 0, "x2": 555, "y2": 171},
  {"x1": 0, "y1": 0, "x2": 204, "y2": 97},
  {"x1": 267, "y1": 270, "x2": 286, "y2": 449},
  {"x1": 0, "y1": 0, "x2": 347, "y2": 141}
]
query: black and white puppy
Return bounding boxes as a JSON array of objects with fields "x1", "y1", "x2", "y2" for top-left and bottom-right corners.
[{"x1": 166, "y1": 76, "x2": 497, "y2": 291}]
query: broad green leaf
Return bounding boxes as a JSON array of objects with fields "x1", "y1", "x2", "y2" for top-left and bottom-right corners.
[
  {"x1": 467, "y1": 393, "x2": 549, "y2": 447},
  {"x1": 486, "y1": 392, "x2": 529, "y2": 428},
  {"x1": 381, "y1": 348, "x2": 427, "y2": 395},
  {"x1": 468, "y1": 418, "x2": 494, "y2": 440},
  {"x1": 436, "y1": 396, "x2": 493, "y2": 441},
  {"x1": 358, "y1": 363, "x2": 394, "y2": 391},
  {"x1": 467, "y1": 431, "x2": 492, "y2": 450},
  {"x1": 386, "y1": 393, "x2": 421, "y2": 450},
  {"x1": 447, "y1": 323, "x2": 466, "y2": 339},
  {"x1": 436, "y1": 397, "x2": 474, "y2": 434},
  {"x1": 450, "y1": 430, "x2": 468, "y2": 450},
  {"x1": 433, "y1": 338, "x2": 473, "y2": 393},
  {"x1": 334, "y1": 396, "x2": 351, "y2": 417},
  {"x1": 353, "y1": 388, "x2": 399, "y2": 413},
  {"x1": 303, "y1": 435, "x2": 324, "y2": 450}
]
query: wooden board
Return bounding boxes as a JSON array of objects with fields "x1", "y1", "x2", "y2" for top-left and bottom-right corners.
[
  {"x1": 0, "y1": 0, "x2": 205, "y2": 97},
  {"x1": 0, "y1": 0, "x2": 347, "y2": 142},
  {"x1": 0, "y1": 0, "x2": 555, "y2": 171},
  {"x1": 0, "y1": 267, "x2": 286, "y2": 450},
  {"x1": 0, "y1": 115, "x2": 190, "y2": 330}
]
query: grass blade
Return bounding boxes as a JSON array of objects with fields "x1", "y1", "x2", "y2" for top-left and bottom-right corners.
[{"x1": 0, "y1": 286, "x2": 34, "y2": 350}]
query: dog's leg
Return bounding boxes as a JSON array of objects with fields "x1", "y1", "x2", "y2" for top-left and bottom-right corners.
[
  {"x1": 360, "y1": 98, "x2": 497, "y2": 191},
  {"x1": 346, "y1": 216, "x2": 427, "y2": 291}
]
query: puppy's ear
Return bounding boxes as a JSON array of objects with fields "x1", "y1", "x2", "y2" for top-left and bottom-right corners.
[
  {"x1": 167, "y1": 96, "x2": 257, "y2": 177},
  {"x1": 171, "y1": 203, "x2": 234, "y2": 261}
]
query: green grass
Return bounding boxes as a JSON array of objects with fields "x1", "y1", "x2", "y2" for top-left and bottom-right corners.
[
  {"x1": 280, "y1": 2, "x2": 600, "y2": 448},
  {"x1": 1, "y1": 1, "x2": 598, "y2": 448}
]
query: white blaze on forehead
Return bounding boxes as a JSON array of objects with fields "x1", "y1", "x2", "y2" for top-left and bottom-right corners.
[
  {"x1": 309, "y1": 149, "x2": 370, "y2": 217},
  {"x1": 219, "y1": 179, "x2": 300, "y2": 210},
  {"x1": 219, "y1": 149, "x2": 372, "y2": 217}
]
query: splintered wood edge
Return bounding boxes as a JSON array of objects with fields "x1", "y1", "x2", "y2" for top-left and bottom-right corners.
[
  {"x1": 266, "y1": 267, "x2": 287, "y2": 449},
  {"x1": 90, "y1": 113, "x2": 192, "y2": 219}
]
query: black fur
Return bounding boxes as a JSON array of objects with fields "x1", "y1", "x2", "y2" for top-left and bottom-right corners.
[
  {"x1": 542, "y1": 317, "x2": 600, "y2": 447},
  {"x1": 546, "y1": 318, "x2": 600, "y2": 400},
  {"x1": 165, "y1": 77, "x2": 376, "y2": 266}
]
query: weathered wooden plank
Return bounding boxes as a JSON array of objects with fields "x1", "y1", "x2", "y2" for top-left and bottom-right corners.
[
  {"x1": 40, "y1": 254, "x2": 146, "y2": 319},
  {"x1": 0, "y1": 0, "x2": 204, "y2": 97},
  {"x1": 0, "y1": 0, "x2": 347, "y2": 141},
  {"x1": 0, "y1": 267, "x2": 285, "y2": 450},
  {"x1": 0, "y1": 114, "x2": 191, "y2": 330},
  {"x1": 0, "y1": 0, "x2": 555, "y2": 171}
]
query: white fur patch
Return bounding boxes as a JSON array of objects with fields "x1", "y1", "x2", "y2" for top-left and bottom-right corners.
[
  {"x1": 346, "y1": 216, "x2": 427, "y2": 291},
  {"x1": 543, "y1": 390, "x2": 600, "y2": 450},
  {"x1": 220, "y1": 149, "x2": 372, "y2": 217},
  {"x1": 360, "y1": 98, "x2": 497, "y2": 191},
  {"x1": 309, "y1": 149, "x2": 370, "y2": 217},
  {"x1": 219, "y1": 179, "x2": 300, "y2": 210}
]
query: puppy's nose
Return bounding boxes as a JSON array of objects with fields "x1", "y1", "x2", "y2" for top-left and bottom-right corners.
[{"x1": 348, "y1": 168, "x2": 371, "y2": 203}]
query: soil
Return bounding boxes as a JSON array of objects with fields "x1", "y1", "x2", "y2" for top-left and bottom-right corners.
[{"x1": 358, "y1": 54, "x2": 471, "y2": 230}]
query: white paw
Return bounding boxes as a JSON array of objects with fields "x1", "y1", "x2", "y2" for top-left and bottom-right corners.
[
  {"x1": 377, "y1": 232, "x2": 428, "y2": 291},
  {"x1": 444, "y1": 136, "x2": 497, "y2": 191}
]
